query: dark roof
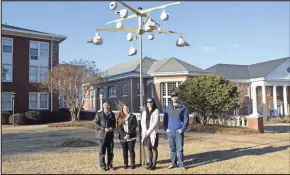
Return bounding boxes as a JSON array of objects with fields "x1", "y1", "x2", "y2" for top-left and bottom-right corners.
[
  {"x1": 104, "y1": 56, "x2": 207, "y2": 78},
  {"x1": 206, "y1": 57, "x2": 290, "y2": 79},
  {"x1": 2, "y1": 24, "x2": 67, "y2": 41}
]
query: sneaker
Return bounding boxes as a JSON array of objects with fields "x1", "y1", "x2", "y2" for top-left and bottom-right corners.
[
  {"x1": 100, "y1": 166, "x2": 107, "y2": 171},
  {"x1": 168, "y1": 165, "x2": 176, "y2": 169},
  {"x1": 180, "y1": 167, "x2": 186, "y2": 171},
  {"x1": 131, "y1": 164, "x2": 136, "y2": 169},
  {"x1": 124, "y1": 164, "x2": 128, "y2": 169}
]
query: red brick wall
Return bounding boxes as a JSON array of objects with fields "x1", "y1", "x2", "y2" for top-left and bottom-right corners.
[{"x1": 1, "y1": 35, "x2": 59, "y2": 113}]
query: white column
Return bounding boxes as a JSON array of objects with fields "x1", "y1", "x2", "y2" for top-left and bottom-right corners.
[
  {"x1": 283, "y1": 86, "x2": 288, "y2": 116},
  {"x1": 261, "y1": 85, "x2": 267, "y2": 117},
  {"x1": 273, "y1": 85, "x2": 278, "y2": 116},
  {"x1": 251, "y1": 85, "x2": 259, "y2": 116},
  {"x1": 99, "y1": 94, "x2": 103, "y2": 111}
]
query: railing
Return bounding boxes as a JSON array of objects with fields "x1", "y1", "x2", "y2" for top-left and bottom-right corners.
[
  {"x1": 206, "y1": 116, "x2": 248, "y2": 127},
  {"x1": 113, "y1": 111, "x2": 248, "y2": 127}
]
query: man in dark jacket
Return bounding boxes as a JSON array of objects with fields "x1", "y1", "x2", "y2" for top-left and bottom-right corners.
[
  {"x1": 163, "y1": 92, "x2": 189, "y2": 171},
  {"x1": 95, "y1": 101, "x2": 116, "y2": 171}
]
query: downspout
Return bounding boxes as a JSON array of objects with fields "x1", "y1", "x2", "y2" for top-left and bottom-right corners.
[{"x1": 50, "y1": 37, "x2": 53, "y2": 112}]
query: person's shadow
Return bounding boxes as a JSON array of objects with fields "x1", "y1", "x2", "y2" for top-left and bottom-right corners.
[{"x1": 157, "y1": 145, "x2": 289, "y2": 169}]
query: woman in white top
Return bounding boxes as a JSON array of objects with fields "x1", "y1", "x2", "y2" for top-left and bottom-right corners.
[
  {"x1": 141, "y1": 97, "x2": 160, "y2": 170},
  {"x1": 117, "y1": 104, "x2": 137, "y2": 169}
]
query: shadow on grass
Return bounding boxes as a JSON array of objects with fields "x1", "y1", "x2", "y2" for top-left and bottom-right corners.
[{"x1": 157, "y1": 145, "x2": 290, "y2": 169}]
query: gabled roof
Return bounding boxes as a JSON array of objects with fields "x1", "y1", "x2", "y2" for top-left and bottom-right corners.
[
  {"x1": 148, "y1": 57, "x2": 206, "y2": 74},
  {"x1": 2, "y1": 24, "x2": 67, "y2": 42},
  {"x1": 105, "y1": 57, "x2": 156, "y2": 77},
  {"x1": 104, "y1": 56, "x2": 207, "y2": 79},
  {"x1": 206, "y1": 57, "x2": 290, "y2": 79}
]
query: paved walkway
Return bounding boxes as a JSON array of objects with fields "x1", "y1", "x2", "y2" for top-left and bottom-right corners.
[{"x1": 2, "y1": 125, "x2": 289, "y2": 148}]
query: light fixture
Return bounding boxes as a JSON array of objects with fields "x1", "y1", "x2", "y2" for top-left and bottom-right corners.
[
  {"x1": 126, "y1": 33, "x2": 134, "y2": 41},
  {"x1": 93, "y1": 32, "x2": 103, "y2": 45},
  {"x1": 160, "y1": 9, "x2": 169, "y2": 21},
  {"x1": 128, "y1": 45, "x2": 137, "y2": 56},
  {"x1": 176, "y1": 36, "x2": 185, "y2": 47},
  {"x1": 148, "y1": 34, "x2": 154, "y2": 40},
  {"x1": 116, "y1": 9, "x2": 128, "y2": 18},
  {"x1": 116, "y1": 21, "x2": 123, "y2": 29},
  {"x1": 110, "y1": 1, "x2": 117, "y2": 10}
]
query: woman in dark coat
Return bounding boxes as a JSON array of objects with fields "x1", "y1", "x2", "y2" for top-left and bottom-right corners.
[{"x1": 117, "y1": 103, "x2": 138, "y2": 169}]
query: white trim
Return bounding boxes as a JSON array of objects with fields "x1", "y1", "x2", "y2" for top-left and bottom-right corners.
[
  {"x1": 153, "y1": 77, "x2": 186, "y2": 83},
  {"x1": 1, "y1": 92, "x2": 13, "y2": 111},
  {"x1": 149, "y1": 71, "x2": 208, "y2": 76},
  {"x1": 2, "y1": 64, "x2": 13, "y2": 82},
  {"x1": 2, "y1": 27, "x2": 66, "y2": 40},
  {"x1": 265, "y1": 59, "x2": 290, "y2": 79},
  {"x1": 2, "y1": 37, "x2": 13, "y2": 55},
  {"x1": 29, "y1": 92, "x2": 49, "y2": 110}
]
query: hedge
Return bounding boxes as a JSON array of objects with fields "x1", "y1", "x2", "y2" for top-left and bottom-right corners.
[
  {"x1": 9, "y1": 113, "x2": 27, "y2": 125},
  {"x1": 1, "y1": 112, "x2": 11, "y2": 125}
]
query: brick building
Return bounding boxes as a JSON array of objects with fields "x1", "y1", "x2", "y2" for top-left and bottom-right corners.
[
  {"x1": 1, "y1": 24, "x2": 66, "y2": 113},
  {"x1": 82, "y1": 56, "x2": 290, "y2": 118}
]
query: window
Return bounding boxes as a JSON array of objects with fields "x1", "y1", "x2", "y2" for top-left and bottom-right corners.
[
  {"x1": 137, "y1": 83, "x2": 145, "y2": 96},
  {"x1": 245, "y1": 87, "x2": 249, "y2": 96},
  {"x1": 109, "y1": 86, "x2": 117, "y2": 97},
  {"x1": 2, "y1": 64, "x2": 12, "y2": 82},
  {"x1": 122, "y1": 84, "x2": 127, "y2": 96},
  {"x1": 40, "y1": 67, "x2": 48, "y2": 81},
  {"x1": 151, "y1": 83, "x2": 154, "y2": 98},
  {"x1": 29, "y1": 92, "x2": 49, "y2": 109},
  {"x1": 30, "y1": 41, "x2": 49, "y2": 59},
  {"x1": 161, "y1": 81, "x2": 182, "y2": 109},
  {"x1": 2, "y1": 38, "x2": 13, "y2": 54},
  {"x1": 29, "y1": 66, "x2": 38, "y2": 82},
  {"x1": 245, "y1": 105, "x2": 251, "y2": 115},
  {"x1": 2, "y1": 93, "x2": 12, "y2": 111}
]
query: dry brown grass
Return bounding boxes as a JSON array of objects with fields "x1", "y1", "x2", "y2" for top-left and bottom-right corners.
[{"x1": 2, "y1": 138, "x2": 290, "y2": 174}]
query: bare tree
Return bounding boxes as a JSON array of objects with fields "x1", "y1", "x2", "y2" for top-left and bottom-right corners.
[{"x1": 39, "y1": 59, "x2": 105, "y2": 121}]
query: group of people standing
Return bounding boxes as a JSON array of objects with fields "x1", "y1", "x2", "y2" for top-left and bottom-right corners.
[{"x1": 94, "y1": 92, "x2": 189, "y2": 171}]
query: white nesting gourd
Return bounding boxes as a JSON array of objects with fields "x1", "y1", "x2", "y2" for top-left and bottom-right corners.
[
  {"x1": 176, "y1": 36, "x2": 185, "y2": 47},
  {"x1": 126, "y1": 33, "x2": 134, "y2": 41},
  {"x1": 116, "y1": 21, "x2": 123, "y2": 29},
  {"x1": 117, "y1": 9, "x2": 128, "y2": 18},
  {"x1": 128, "y1": 45, "x2": 137, "y2": 56},
  {"x1": 148, "y1": 34, "x2": 154, "y2": 40},
  {"x1": 110, "y1": 1, "x2": 117, "y2": 10},
  {"x1": 93, "y1": 32, "x2": 103, "y2": 45},
  {"x1": 160, "y1": 10, "x2": 169, "y2": 21}
]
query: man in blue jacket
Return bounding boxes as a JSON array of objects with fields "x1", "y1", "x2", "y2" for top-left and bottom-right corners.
[{"x1": 163, "y1": 91, "x2": 189, "y2": 171}]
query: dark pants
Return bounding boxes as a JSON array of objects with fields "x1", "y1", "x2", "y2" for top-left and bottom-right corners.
[
  {"x1": 98, "y1": 136, "x2": 114, "y2": 168},
  {"x1": 120, "y1": 140, "x2": 136, "y2": 165},
  {"x1": 167, "y1": 131, "x2": 184, "y2": 168}
]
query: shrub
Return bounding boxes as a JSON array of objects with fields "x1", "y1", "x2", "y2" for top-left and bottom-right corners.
[
  {"x1": 265, "y1": 117, "x2": 290, "y2": 124},
  {"x1": 1, "y1": 112, "x2": 11, "y2": 125},
  {"x1": 9, "y1": 113, "x2": 27, "y2": 125},
  {"x1": 25, "y1": 111, "x2": 42, "y2": 124},
  {"x1": 40, "y1": 109, "x2": 71, "y2": 124}
]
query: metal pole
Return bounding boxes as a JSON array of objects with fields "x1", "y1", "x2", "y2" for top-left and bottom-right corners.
[
  {"x1": 138, "y1": 7, "x2": 145, "y2": 167},
  {"x1": 12, "y1": 97, "x2": 15, "y2": 126}
]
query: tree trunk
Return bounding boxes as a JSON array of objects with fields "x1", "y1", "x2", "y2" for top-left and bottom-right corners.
[
  {"x1": 70, "y1": 107, "x2": 78, "y2": 121},
  {"x1": 76, "y1": 108, "x2": 81, "y2": 121}
]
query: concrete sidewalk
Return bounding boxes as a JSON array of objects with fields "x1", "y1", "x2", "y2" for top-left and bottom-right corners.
[{"x1": 159, "y1": 130, "x2": 290, "y2": 147}]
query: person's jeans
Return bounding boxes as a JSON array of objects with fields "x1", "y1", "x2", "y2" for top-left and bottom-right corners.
[{"x1": 167, "y1": 131, "x2": 184, "y2": 168}]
